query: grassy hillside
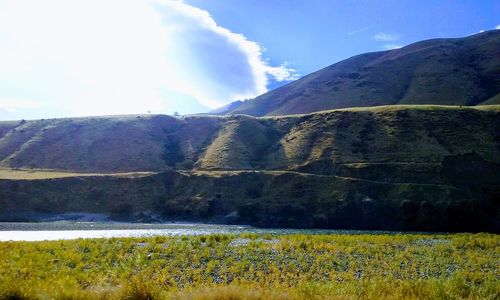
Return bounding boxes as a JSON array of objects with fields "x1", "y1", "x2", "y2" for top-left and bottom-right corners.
[
  {"x1": 0, "y1": 105, "x2": 499, "y2": 231},
  {"x1": 0, "y1": 115, "x2": 222, "y2": 172},
  {"x1": 221, "y1": 30, "x2": 500, "y2": 116},
  {"x1": 2, "y1": 105, "x2": 498, "y2": 173}
]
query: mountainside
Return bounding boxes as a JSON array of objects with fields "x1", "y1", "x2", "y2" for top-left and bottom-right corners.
[
  {"x1": 1, "y1": 106, "x2": 499, "y2": 231},
  {"x1": 1, "y1": 106, "x2": 499, "y2": 173},
  {"x1": 220, "y1": 30, "x2": 500, "y2": 116},
  {"x1": 0, "y1": 114, "x2": 221, "y2": 172}
]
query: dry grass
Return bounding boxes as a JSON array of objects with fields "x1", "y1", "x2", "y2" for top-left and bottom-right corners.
[
  {"x1": 0, "y1": 233, "x2": 498, "y2": 299},
  {"x1": 269, "y1": 104, "x2": 500, "y2": 119},
  {"x1": 0, "y1": 168, "x2": 154, "y2": 180},
  {"x1": 1, "y1": 105, "x2": 499, "y2": 172}
]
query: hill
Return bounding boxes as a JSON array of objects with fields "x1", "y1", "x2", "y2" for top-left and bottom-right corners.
[
  {"x1": 219, "y1": 30, "x2": 500, "y2": 116},
  {"x1": 0, "y1": 105, "x2": 499, "y2": 231},
  {"x1": 0, "y1": 114, "x2": 222, "y2": 172}
]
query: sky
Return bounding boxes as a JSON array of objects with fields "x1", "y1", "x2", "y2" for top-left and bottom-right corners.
[{"x1": 0, "y1": 0, "x2": 499, "y2": 120}]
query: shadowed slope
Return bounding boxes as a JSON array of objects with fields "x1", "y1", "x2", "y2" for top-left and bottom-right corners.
[{"x1": 222, "y1": 30, "x2": 500, "y2": 116}]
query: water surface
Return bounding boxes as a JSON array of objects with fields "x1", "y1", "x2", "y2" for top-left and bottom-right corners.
[{"x1": 0, "y1": 222, "x2": 411, "y2": 241}]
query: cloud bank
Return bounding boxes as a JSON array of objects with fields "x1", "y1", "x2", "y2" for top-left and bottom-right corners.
[{"x1": 0, "y1": 0, "x2": 297, "y2": 119}]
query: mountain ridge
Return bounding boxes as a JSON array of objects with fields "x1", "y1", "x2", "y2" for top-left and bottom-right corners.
[
  {"x1": 1, "y1": 105, "x2": 499, "y2": 172},
  {"x1": 217, "y1": 30, "x2": 500, "y2": 116}
]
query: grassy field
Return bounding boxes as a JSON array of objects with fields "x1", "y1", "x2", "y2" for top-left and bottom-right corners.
[
  {"x1": 0, "y1": 233, "x2": 498, "y2": 299},
  {"x1": 0, "y1": 168, "x2": 154, "y2": 180}
]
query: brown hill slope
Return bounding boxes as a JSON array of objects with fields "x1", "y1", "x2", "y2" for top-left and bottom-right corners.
[
  {"x1": 0, "y1": 106, "x2": 499, "y2": 173},
  {"x1": 221, "y1": 30, "x2": 500, "y2": 116},
  {"x1": 0, "y1": 115, "x2": 222, "y2": 172},
  {"x1": 0, "y1": 105, "x2": 499, "y2": 231}
]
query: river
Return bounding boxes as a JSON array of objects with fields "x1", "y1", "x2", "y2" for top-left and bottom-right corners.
[{"x1": 0, "y1": 222, "x2": 405, "y2": 241}]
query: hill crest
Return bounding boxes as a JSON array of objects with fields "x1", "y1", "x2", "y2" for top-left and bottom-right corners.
[{"x1": 218, "y1": 30, "x2": 500, "y2": 116}]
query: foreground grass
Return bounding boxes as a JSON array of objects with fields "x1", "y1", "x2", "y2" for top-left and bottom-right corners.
[{"x1": 0, "y1": 233, "x2": 498, "y2": 299}]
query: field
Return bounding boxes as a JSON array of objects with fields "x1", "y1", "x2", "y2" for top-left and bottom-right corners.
[
  {"x1": 0, "y1": 168, "x2": 153, "y2": 180},
  {"x1": 0, "y1": 233, "x2": 498, "y2": 299}
]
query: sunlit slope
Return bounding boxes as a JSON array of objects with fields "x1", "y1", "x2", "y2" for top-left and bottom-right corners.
[
  {"x1": 196, "y1": 116, "x2": 281, "y2": 169},
  {"x1": 222, "y1": 30, "x2": 500, "y2": 116},
  {"x1": 0, "y1": 115, "x2": 222, "y2": 172},
  {"x1": 0, "y1": 106, "x2": 499, "y2": 174}
]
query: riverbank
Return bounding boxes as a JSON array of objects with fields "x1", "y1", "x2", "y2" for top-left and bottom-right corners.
[{"x1": 0, "y1": 233, "x2": 498, "y2": 299}]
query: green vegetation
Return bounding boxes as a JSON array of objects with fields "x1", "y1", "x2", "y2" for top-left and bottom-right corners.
[
  {"x1": 222, "y1": 30, "x2": 500, "y2": 116},
  {"x1": 0, "y1": 233, "x2": 498, "y2": 299}
]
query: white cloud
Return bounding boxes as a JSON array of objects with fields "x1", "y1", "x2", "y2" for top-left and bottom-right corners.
[
  {"x1": 496, "y1": 25, "x2": 500, "y2": 30},
  {"x1": 0, "y1": 99, "x2": 44, "y2": 119},
  {"x1": 0, "y1": 99, "x2": 42, "y2": 112},
  {"x1": 0, "y1": 0, "x2": 297, "y2": 119},
  {"x1": 383, "y1": 44, "x2": 403, "y2": 50},
  {"x1": 265, "y1": 62, "x2": 300, "y2": 81},
  {"x1": 373, "y1": 32, "x2": 399, "y2": 42}
]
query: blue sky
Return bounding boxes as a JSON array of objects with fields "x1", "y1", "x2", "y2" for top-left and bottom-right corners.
[
  {"x1": 188, "y1": 0, "x2": 500, "y2": 79},
  {"x1": 0, "y1": 0, "x2": 499, "y2": 120}
]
